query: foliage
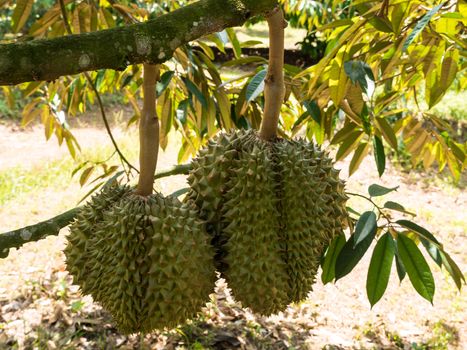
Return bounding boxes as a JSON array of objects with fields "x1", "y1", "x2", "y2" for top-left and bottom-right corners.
[
  {"x1": 0, "y1": 0, "x2": 465, "y2": 308},
  {"x1": 292, "y1": 0, "x2": 466, "y2": 181},
  {"x1": 322, "y1": 184, "x2": 465, "y2": 306}
]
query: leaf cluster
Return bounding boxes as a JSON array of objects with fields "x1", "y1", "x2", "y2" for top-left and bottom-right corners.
[{"x1": 321, "y1": 184, "x2": 464, "y2": 307}]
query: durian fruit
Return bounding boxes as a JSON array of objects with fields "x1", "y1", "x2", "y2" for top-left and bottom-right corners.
[
  {"x1": 186, "y1": 129, "x2": 348, "y2": 315},
  {"x1": 65, "y1": 65, "x2": 216, "y2": 334},
  {"x1": 64, "y1": 183, "x2": 131, "y2": 289},
  {"x1": 65, "y1": 186, "x2": 216, "y2": 334}
]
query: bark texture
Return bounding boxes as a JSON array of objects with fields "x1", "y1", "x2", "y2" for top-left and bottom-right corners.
[{"x1": 0, "y1": 0, "x2": 277, "y2": 86}]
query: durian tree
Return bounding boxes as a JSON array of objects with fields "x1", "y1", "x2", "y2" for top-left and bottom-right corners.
[{"x1": 0, "y1": 0, "x2": 465, "y2": 332}]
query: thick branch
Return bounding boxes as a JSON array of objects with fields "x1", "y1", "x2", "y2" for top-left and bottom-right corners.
[
  {"x1": 0, "y1": 163, "x2": 192, "y2": 258},
  {"x1": 259, "y1": 8, "x2": 285, "y2": 141},
  {"x1": 0, "y1": 0, "x2": 277, "y2": 86}
]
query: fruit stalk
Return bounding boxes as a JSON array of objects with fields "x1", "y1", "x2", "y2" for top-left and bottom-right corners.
[
  {"x1": 259, "y1": 8, "x2": 285, "y2": 141},
  {"x1": 136, "y1": 64, "x2": 160, "y2": 196}
]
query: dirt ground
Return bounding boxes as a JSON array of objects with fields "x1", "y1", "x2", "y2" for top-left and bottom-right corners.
[{"x1": 0, "y1": 119, "x2": 465, "y2": 350}]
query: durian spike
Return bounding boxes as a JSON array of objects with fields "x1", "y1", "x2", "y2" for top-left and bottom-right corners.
[
  {"x1": 136, "y1": 64, "x2": 160, "y2": 196},
  {"x1": 259, "y1": 8, "x2": 286, "y2": 141}
]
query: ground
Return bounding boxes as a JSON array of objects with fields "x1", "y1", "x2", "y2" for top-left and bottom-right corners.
[{"x1": 0, "y1": 115, "x2": 465, "y2": 350}]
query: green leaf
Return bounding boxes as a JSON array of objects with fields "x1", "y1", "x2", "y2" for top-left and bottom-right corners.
[
  {"x1": 439, "y1": 49, "x2": 459, "y2": 93},
  {"x1": 428, "y1": 48, "x2": 459, "y2": 108},
  {"x1": 222, "y1": 56, "x2": 267, "y2": 67},
  {"x1": 304, "y1": 100, "x2": 321, "y2": 124},
  {"x1": 391, "y1": 1, "x2": 408, "y2": 34},
  {"x1": 170, "y1": 187, "x2": 190, "y2": 198},
  {"x1": 384, "y1": 201, "x2": 415, "y2": 216},
  {"x1": 368, "y1": 16, "x2": 394, "y2": 33},
  {"x1": 375, "y1": 117, "x2": 398, "y2": 151},
  {"x1": 344, "y1": 60, "x2": 375, "y2": 97},
  {"x1": 396, "y1": 220, "x2": 441, "y2": 246},
  {"x1": 292, "y1": 100, "x2": 322, "y2": 130},
  {"x1": 329, "y1": 51, "x2": 348, "y2": 105},
  {"x1": 420, "y1": 238, "x2": 442, "y2": 267},
  {"x1": 366, "y1": 232, "x2": 395, "y2": 307},
  {"x1": 397, "y1": 234, "x2": 435, "y2": 303},
  {"x1": 317, "y1": 19, "x2": 353, "y2": 31},
  {"x1": 440, "y1": 251, "x2": 465, "y2": 290},
  {"x1": 335, "y1": 130, "x2": 364, "y2": 161},
  {"x1": 246, "y1": 69, "x2": 267, "y2": 102},
  {"x1": 156, "y1": 71, "x2": 174, "y2": 96},
  {"x1": 403, "y1": 4, "x2": 443, "y2": 52},
  {"x1": 373, "y1": 136, "x2": 386, "y2": 177},
  {"x1": 349, "y1": 141, "x2": 370, "y2": 176},
  {"x1": 354, "y1": 211, "x2": 377, "y2": 247},
  {"x1": 12, "y1": 0, "x2": 34, "y2": 33},
  {"x1": 331, "y1": 123, "x2": 358, "y2": 145},
  {"x1": 183, "y1": 78, "x2": 207, "y2": 109},
  {"x1": 368, "y1": 184, "x2": 399, "y2": 197},
  {"x1": 176, "y1": 99, "x2": 189, "y2": 125},
  {"x1": 226, "y1": 27, "x2": 241, "y2": 59},
  {"x1": 395, "y1": 250, "x2": 407, "y2": 282},
  {"x1": 336, "y1": 226, "x2": 376, "y2": 281},
  {"x1": 321, "y1": 234, "x2": 346, "y2": 284},
  {"x1": 94, "y1": 70, "x2": 106, "y2": 90},
  {"x1": 346, "y1": 206, "x2": 361, "y2": 217},
  {"x1": 79, "y1": 166, "x2": 95, "y2": 186}
]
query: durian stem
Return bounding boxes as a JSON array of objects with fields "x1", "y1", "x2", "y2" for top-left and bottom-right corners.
[
  {"x1": 136, "y1": 64, "x2": 160, "y2": 196},
  {"x1": 259, "y1": 8, "x2": 286, "y2": 141}
]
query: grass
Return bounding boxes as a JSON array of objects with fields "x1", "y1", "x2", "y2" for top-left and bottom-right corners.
[
  {"x1": 431, "y1": 90, "x2": 467, "y2": 122},
  {"x1": 0, "y1": 129, "x2": 139, "y2": 206},
  {"x1": 0, "y1": 158, "x2": 74, "y2": 206}
]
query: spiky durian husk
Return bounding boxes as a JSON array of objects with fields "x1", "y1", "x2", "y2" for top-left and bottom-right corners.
[
  {"x1": 64, "y1": 184, "x2": 131, "y2": 289},
  {"x1": 186, "y1": 130, "x2": 349, "y2": 314},
  {"x1": 274, "y1": 139, "x2": 348, "y2": 302},
  {"x1": 65, "y1": 189, "x2": 216, "y2": 334},
  {"x1": 222, "y1": 143, "x2": 291, "y2": 314},
  {"x1": 186, "y1": 129, "x2": 256, "y2": 271}
]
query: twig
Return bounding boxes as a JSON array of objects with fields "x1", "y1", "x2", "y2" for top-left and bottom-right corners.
[
  {"x1": 153, "y1": 163, "x2": 192, "y2": 180},
  {"x1": 346, "y1": 191, "x2": 393, "y2": 225},
  {"x1": 0, "y1": 208, "x2": 80, "y2": 258},
  {"x1": 0, "y1": 164, "x2": 192, "y2": 257},
  {"x1": 86, "y1": 76, "x2": 139, "y2": 174},
  {"x1": 58, "y1": 0, "x2": 138, "y2": 174}
]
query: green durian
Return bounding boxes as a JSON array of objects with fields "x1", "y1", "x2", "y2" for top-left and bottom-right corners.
[
  {"x1": 65, "y1": 185, "x2": 216, "y2": 334},
  {"x1": 187, "y1": 130, "x2": 348, "y2": 314}
]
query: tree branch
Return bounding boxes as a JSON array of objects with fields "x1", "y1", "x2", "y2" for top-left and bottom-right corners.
[
  {"x1": 0, "y1": 0, "x2": 277, "y2": 86},
  {"x1": 0, "y1": 163, "x2": 192, "y2": 258},
  {"x1": 0, "y1": 208, "x2": 79, "y2": 258}
]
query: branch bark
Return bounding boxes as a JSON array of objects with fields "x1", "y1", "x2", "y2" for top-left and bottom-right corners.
[
  {"x1": 0, "y1": 163, "x2": 192, "y2": 258},
  {"x1": 0, "y1": 0, "x2": 277, "y2": 86}
]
